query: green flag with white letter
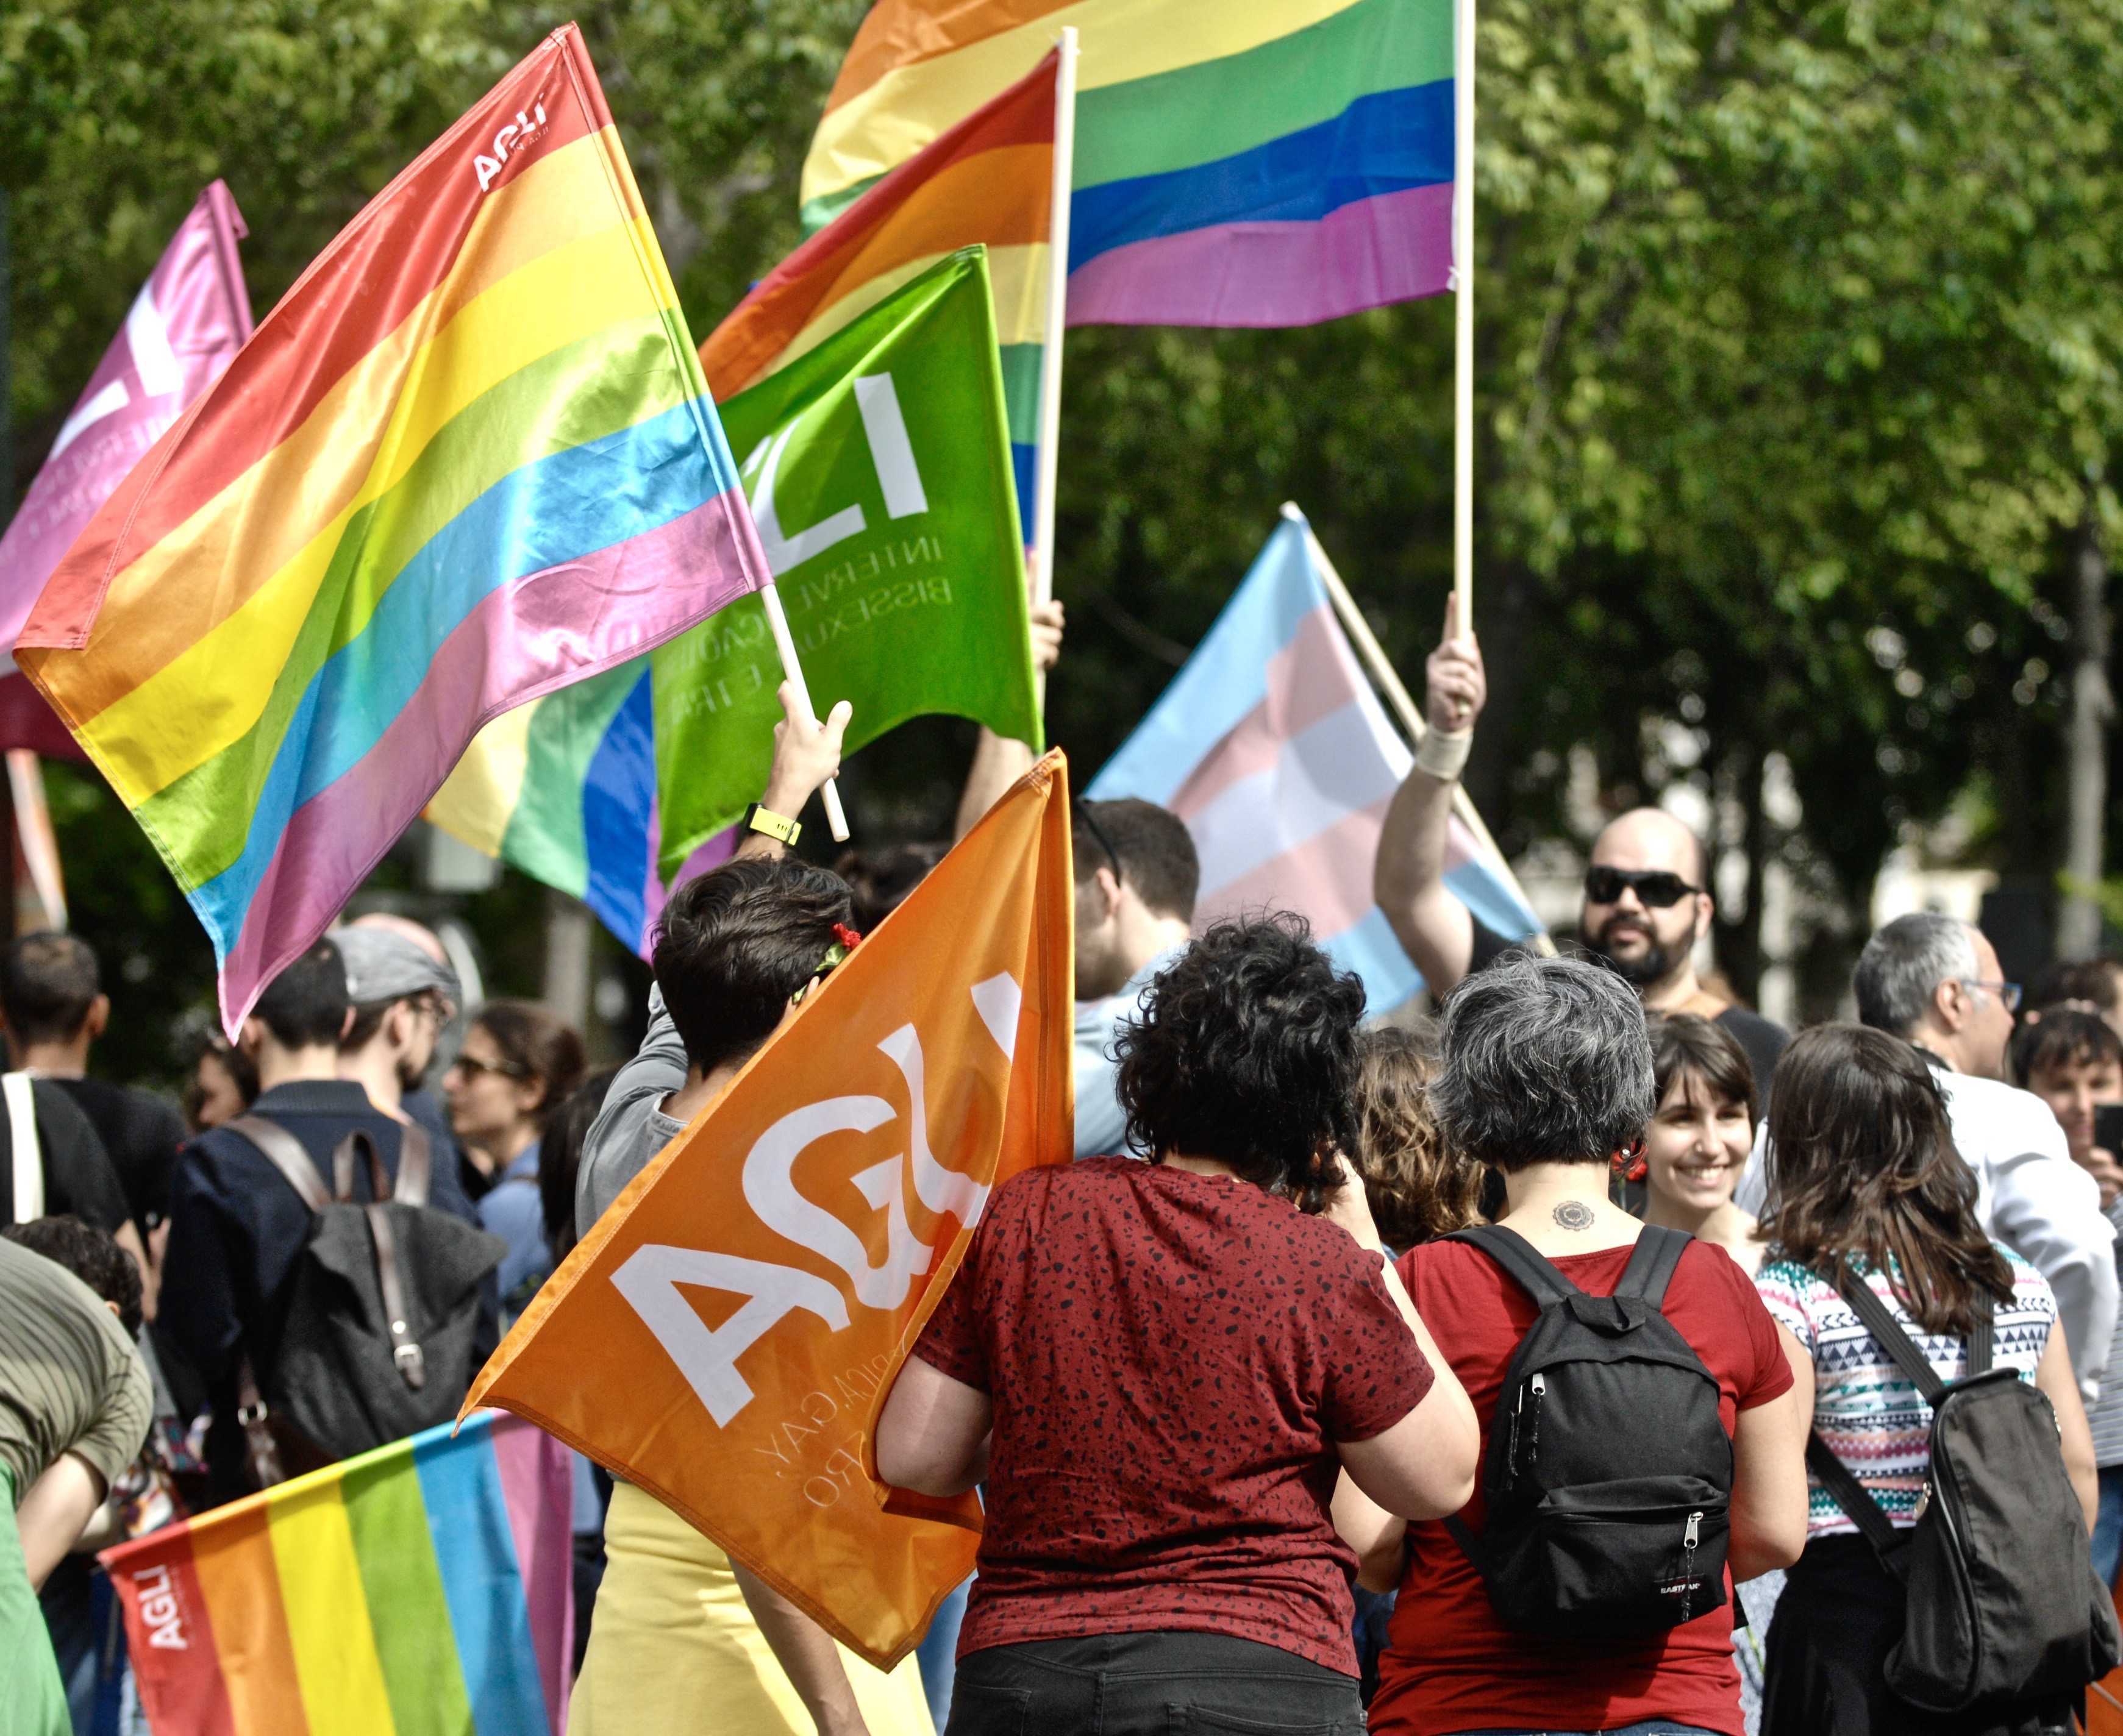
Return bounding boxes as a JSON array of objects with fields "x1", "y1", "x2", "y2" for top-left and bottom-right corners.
[{"x1": 653, "y1": 246, "x2": 1039, "y2": 875}]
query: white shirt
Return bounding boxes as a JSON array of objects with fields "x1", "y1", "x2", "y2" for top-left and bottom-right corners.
[
  {"x1": 1071, "y1": 945, "x2": 1184, "y2": 1159},
  {"x1": 1738, "y1": 1061, "x2": 2118, "y2": 1401}
]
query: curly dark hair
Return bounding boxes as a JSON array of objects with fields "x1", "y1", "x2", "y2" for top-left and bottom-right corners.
[
  {"x1": 1762, "y1": 1023, "x2": 2013, "y2": 1336},
  {"x1": 1113, "y1": 913, "x2": 1363, "y2": 1212},
  {"x1": 2, "y1": 1215, "x2": 143, "y2": 1335},
  {"x1": 1352, "y1": 1025, "x2": 1482, "y2": 1245}
]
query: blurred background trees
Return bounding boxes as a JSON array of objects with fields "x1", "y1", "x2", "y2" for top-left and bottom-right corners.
[{"x1": 5, "y1": 0, "x2": 2122, "y2": 1076}]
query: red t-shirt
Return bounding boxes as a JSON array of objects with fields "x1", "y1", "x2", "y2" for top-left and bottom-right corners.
[
  {"x1": 914, "y1": 1156, "x2": 1435, "y2": 1673},
  {"x1": 1370, "y1": 1236, "x2": 1793, "y2": 1736}
]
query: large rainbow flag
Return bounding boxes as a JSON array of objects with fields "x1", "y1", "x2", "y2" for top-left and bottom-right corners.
[
  {"x1": 801, "y1": 0, "x2": 1454, "y2": 329},
  {"x1": 702, "y1": 56, "x2": 1054, "y2": 539},
  {"x1": 16, "y1": 26, "x2": 769, "y2": 1029},
  {"x1": 101, "y1": 1411, "x2": 574, "y2": 1736}
]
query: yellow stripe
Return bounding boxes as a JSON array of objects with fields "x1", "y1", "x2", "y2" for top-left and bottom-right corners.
[
  {"x1": 765, "y1": 241, "x2": 1048, "y2": 384},
  {"x1": 265, "y1": 1480, "x2": 398, "y2": 1736},
  {"x1": 426, "y1": 701, "x2": 538, "y2": 855},
  {"x1": 76, "y1": 215, "x2": 673, "y2": 804},
  {"x1": 802, "y1": 0, "x2": 1365, "y2": 205}
]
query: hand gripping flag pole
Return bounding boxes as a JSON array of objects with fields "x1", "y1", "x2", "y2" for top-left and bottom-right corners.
[{"x1": 758, "y1": 580, "x2": 851, "y2": 841}]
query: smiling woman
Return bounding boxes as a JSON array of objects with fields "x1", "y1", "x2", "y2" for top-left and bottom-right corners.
[{"x1": 1644, "y1": 1014, "x2": 1768, "y2": 1278}]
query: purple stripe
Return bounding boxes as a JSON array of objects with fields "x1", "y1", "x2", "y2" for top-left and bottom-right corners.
[
  {"x1": 1063, "y1": 182, "x2": 1451, "y2": 329},
  {"x1": 489, "y1": 1417, "x2": 574, "y2": 1736},
  {"x1": 218, "y1": 491, "x2": 766, "y2": 1029}
]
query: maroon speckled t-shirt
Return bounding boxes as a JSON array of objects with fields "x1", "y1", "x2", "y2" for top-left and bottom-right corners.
[{"x1": 914, "y1": 1156, "x2": 1435, "y2": 1674}]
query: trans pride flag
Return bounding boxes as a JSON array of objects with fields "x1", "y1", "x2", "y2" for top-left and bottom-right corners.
[
  {"x1": 802, "y1": 0, "x2": 1453, "y2": 330},
  {"x1": 101, "y1": 1412, "x2": 574, "y2": 1736},
  {"x1": 1086, "y1": 511, "x2": 1539, "y2": 1010},
  {"x1": 16, "y1": 27, "x2": 768, "y2": 1030}
]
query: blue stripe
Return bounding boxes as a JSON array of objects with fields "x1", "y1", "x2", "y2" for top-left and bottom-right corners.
[
  {"x1": 1068, "y1": 80, "x2": 1451, "y2": 270},
  {"x1": 1444, "y1": 856, "x2": 1544, "y2": 944},
  {"x1": 412, "y1": 1417, "x2": 554, "y2": 1736},
  {"x1": 581, "y1": 666, "x2": 656, "y2": 953},
  {"x1": 190, "y1": 402, "x2": 738, "y2": 946},
  {"x1": 1319, "y1": 905, "x2": 1422, "y2": 1012},
  {"x1": 1010, "y1": 441, "x2": 1037, "y2": 544}
]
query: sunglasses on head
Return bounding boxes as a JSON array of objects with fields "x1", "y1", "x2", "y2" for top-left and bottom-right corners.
[{"x1": 1583, "y1": 866, "x2": 1700, "y2": 909}]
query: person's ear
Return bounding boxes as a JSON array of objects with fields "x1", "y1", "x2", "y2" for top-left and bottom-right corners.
[
  {"x1": 1933, "y1": 978, "x2": 1968, "y2": 1035},
  {"x1": 238, "y1": 1016, "x2": 268, "y2": 1060},
  {"x1": 1691, "y1": 889, "x2": 1715, "y2": 941},
  {"x1": 339, "y1": 1006, "x2": 356, "y2": 1044},
  {"x1": 1096, "y1": 865, "x2": 1124, "y2": 919},
  {"x1": 86, "y1": 995, "x2": 110, "y2": 1041}
]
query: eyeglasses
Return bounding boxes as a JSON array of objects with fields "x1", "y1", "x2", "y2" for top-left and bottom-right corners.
[
  {"x1": 1074, "y1": 800, "x2": 1122, "y2": 882},
  {"x1": 1961, "y1": 979, "x2": 2024, "y2": 1014},
  {"x1": 447, "y1": 1053, "x2": 527, "y2": 1082},
  {"x1": 1583, "y1": 866, "x2": 1700, "y2": 909}
]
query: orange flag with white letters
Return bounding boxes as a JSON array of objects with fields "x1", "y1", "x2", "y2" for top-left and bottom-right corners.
[{"x1": 464, "y1": 749, "x2": 1074, "y2": 1667}]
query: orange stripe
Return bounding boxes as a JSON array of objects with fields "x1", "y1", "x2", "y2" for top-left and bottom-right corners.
[
  {"x1": 187, "y1": 1499, "x2": 313, "y2": 1736},
  {"x1": 825, "y1": 0, "x2": 1073, "y2": 112},
  {"x1": 704, "y1": 142, "x2": 1049, "y2": 397}
]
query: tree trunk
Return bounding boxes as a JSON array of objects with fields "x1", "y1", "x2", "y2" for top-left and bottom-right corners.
[
  {"x1": 1713, "y1": 742, "x2": 1768, "y2": 1008},
  {"x1": 543, "y1": 888, "x2": 594, "y2": 1034},
  {"x1": 2059, "y1": 510, "x2": 2112, "y2": 959}
]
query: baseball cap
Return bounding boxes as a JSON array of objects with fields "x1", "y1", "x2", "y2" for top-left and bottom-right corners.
[{"x1": 332, "y1": 925, "x2": 462, "y2": 1011}]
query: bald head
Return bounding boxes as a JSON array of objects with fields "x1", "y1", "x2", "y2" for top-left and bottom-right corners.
[
  {"x1": 351, "y1": 912, "x2": 449, "y2": 966},
  {"x1": 1579, "y1": 807, "x2": 1714, "y2": 999},
  {"x1": 1590, "y1": 807, "x2": 1710, "y2": 889}
]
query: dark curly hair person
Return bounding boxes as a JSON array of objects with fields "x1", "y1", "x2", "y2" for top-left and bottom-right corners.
[{"x1": 877, "y1": 914, "x2": 1477, "y2": 1735}]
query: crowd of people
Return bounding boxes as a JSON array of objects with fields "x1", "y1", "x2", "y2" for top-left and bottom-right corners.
[{"x1": 3, "y1": 600, "x2": 2122, "y2": 1736}]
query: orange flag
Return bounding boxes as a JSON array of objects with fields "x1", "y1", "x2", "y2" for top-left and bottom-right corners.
[{"x1": 464, "y1": 749, "x2": 1075, "y2": 1666}]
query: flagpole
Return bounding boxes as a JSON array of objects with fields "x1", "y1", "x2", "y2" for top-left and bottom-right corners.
[
  {"x1": 1284, "y1": 504, "x2": 1553, "y2": 954},
  {"x1": 1452, "y1": 0, "x2": 1475, "y2": 638},
  {"x1": 758, "y1": 580, "x2": 851, "y2": 842},
  {"x1": 1031, "y1": 26, "x2": 1080, "y2": 636}
]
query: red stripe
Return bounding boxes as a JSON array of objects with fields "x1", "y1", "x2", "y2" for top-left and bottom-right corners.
[
  {"x1": 824, "y1": 0, "x2": 1073, "y2": 113},
  {"x1": 701, "y1": 52, "x2": 1054, "y2": 398},
  {"x1": 103, "y1": 1527, "x2": 241, "y2": 1736},
  {"x1": 26, "y1": 26, "x2": 612, "y2": 647}
]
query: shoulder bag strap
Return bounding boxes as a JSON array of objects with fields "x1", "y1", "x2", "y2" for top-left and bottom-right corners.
[
  {"x1": 391, "y1": 1119, "x2": 432, "y2": 1207},
  {"x1": 1615, "y1": 1224, "x2": 1691, "y2": 1309},
  {"x1": 226, "y1": 1114, "x2": 330, "y2": 1214},
  {"x1": 4, "y1": 1072, "x2": 40, "y2": 1223},
  {"x1": 1805, "y1": 1432, "x2": 1908, "y2": 1579},
  {"x1": 1447, "y1": 1223, "x2": 1582, "y2": 1308},
  {"x1": 1830, "y1": 1267, "x2": 1949, "y2": 1404},
  {"x1": 1966, "y1": 1286, "x2": 1994, "y2": 1376}
]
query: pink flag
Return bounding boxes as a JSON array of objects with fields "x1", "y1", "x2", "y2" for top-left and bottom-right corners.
[{"x1": 0, "y1": 182, "x2": 251, "y2": 753}]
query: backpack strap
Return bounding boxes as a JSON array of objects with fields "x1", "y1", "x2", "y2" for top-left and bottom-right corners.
[
  {"x1": 391, "y1": 1119, "x2": 432, "y2": 1207},
  {"x1": 4, "y1": 1073, "x2": 40, "y2": 1223},
  {"x1": 1829, "y1": 1268, "x2": 1949, "y2": 1404},
  {"x1": 365, "y1": 1201, "x2": 427, "y2": 1390},
  {"x1": 1615, "y1": 1225, "x2": 1693, "y2": 1309},
  {"x1": 1447, "y1": 1223, "x2": 1583, "y2": 1308},
  {"x1": 330, "y1": 1130, "x2": 391, "y2": 1204},
  {"x1": 1805, "y1": 1431, "x2": 1909, "y2": 1580},
  {"x1": 227, "y1": 1114, "x2": 330, "y2": 1214}
]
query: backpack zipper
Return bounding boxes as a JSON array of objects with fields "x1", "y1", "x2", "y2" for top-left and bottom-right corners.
[
  {"x1": 1680, "y1": 1510, "x2": 1702, "y2": 1621},
  {"x1": 1524, "y1": 1371, "x2": 1545, "y2": 1477}
]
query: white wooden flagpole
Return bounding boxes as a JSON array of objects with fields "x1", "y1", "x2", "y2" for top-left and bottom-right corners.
[
  {"x1": 1031, "y1": 26, "x2": 1080, "y2": 628},
  {"x1": 758, "y1": 580, "x2": 849, "y2": 841},
  {"x1": 1451, "y1": 0, "x2": 1475, "y2": 638}
]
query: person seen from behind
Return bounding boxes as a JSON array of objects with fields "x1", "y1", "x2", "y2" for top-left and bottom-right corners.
[
  {"x1": 442, "y1": 1000, "x2": 583, "y2": 1317},
  {"x1": 184, "y1": 1029, "x2": 256, "y2": 1132},
  {"x1": 1349, "y1": 1025, "x2": 1483, "y2": 1253},
  {"x1": 876, "y1": 914, "x2": 1480, "y2": 1734},
  {"x1": 334, "y1": 921, "x2": 463, "y2": 1167},
  {"x1": 2014, "y1": 1005, "x2": 2123, "y2": 1585},
  {"x1": 1754, "y1": 1023, "x2": 2099, "y2": 1734},
  {"x1": 1358, "y1": 952, "x2": 1808, "y2": 1736},
  {"x1": 1644, "y1": 1014, "x2": 1768, "y2": 1276}
]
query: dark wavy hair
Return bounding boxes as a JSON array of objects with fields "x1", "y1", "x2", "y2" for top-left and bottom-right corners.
[
  {"x1": 1352, "y1": 1025, "x2": 1482, "y2": 1245},
  {"x1": 1113, "y1": 914, "x2": 1364, "y2": 1212},
  {"x1": 1762, "y1": 1023, "x2": 2014, "y2": 1335},
  {"x1": 2012, "y1": 1005, "x2": 2123, "y2": 1087},
  {"x1": 3, "y1": 1215, "x2": 143, "y2": 1336},
  {"x1": 541, "y1": 1067, "x2": 618, "y2": 1259},
  {"x1": 470, "y1": 1000, "x2": 587, "y2": 1136}
]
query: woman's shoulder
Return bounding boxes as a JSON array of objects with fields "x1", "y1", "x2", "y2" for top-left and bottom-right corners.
[{"x1": 1994, "y1": 1242, "x2": 2057, "y2": 1312}]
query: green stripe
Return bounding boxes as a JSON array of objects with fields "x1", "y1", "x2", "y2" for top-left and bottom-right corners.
[
  {"x1": 496, "y1": 658, "x2": 647, "y2": 895},
  {"x1": 340, "y1": 1451, "x2": 473, "y2": 1735},
  {"x1": 999, "y1": 343, "x2": 1043, "y2": 445},
  {"x1": 1074, "y1": 0, "x2": 1449, "y2": 189},
  {"x1": 136, "y1": 315, "x2": 693, "y2": 879},
  {"x1": 801, "y1": 178, "x2": 880, "y2": 236}
]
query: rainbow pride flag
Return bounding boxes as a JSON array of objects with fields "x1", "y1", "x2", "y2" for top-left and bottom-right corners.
[
  {"x1": 16, "y1": 26, "x2": 768, "y2": 1029},
  {"x1": 702, "y1": 55, "x2": 1053, "y2": 538},
  {"x1": 802, "y1": 0, "x2": 1452, "y2": 329},
  {"x1": 101, "y1": 1411, "x2": 574, "y2": 1736}
]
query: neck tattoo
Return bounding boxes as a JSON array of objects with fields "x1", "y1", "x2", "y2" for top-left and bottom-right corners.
[{"x1": 1551, "y1": 1200, "x2": 1596, "y2": 1231}]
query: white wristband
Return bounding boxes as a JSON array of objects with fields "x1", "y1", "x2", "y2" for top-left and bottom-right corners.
[{"x1": 1413, "y1": 725, "x2": 1473, "y2": 782}]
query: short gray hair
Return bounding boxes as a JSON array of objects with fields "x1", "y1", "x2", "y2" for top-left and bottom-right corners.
[
  {"x1": 1431, "y1": 953, "x2": 1655, "y2": 1169},
  {"x1": 1854, "y1": 912, "x2": 1979, "y2": 1036}
]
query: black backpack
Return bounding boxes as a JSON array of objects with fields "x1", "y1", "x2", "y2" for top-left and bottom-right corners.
[
  {"x1": 1804, "y1": 1270, "x2": 2121, "y2": 1714},
  {"x1": 1444, "y1": 1223, "x2": 1733, "y2": 1638},
  {"x1": 231, "y1": 1114, "x2": 505, "y2": 1484}
]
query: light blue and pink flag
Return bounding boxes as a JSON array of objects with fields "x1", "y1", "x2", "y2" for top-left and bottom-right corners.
[
  {"x1": 1086, "y1": 509, "x2": 1540, "y2": 1009},
  {"x1": 0, "y1": 180, "x2": 252, "y2": 755}
]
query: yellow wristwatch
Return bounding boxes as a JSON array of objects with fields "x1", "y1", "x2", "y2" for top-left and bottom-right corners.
[{"x1": 742, "y1": 802, "x2": 801, "y2": 847}]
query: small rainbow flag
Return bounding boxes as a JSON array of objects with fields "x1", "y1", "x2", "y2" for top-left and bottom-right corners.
[
  {"x1": 802, "y1": 0, "x2": 1453, "y2": 329},
  {"x1": 16, "y1": 25, "x2": 768, "y2": 1030},
  {"x1": 701, "y1": 55, "x2": 1054, "y2": 539},
  {"x1": 101, "y1": 1411, "x2": 574, "y2": 1736}
]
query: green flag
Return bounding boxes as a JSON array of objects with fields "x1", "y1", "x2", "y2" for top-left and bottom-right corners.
[{"x1": 652, "y1": 246, "x2": 1038, "y2": 874}]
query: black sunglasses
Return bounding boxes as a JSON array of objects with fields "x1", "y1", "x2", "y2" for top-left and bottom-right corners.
[{"x1": 1583, "y1": 866, "x2": 1700, "y2": 909}]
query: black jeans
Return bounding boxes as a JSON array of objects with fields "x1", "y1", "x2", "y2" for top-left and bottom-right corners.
[{"x1": 947, "y1": 1629, "x2": 1366, "y2": 1735}]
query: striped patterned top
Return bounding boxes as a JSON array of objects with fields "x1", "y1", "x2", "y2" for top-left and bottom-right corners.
[
  {"x1": 1755, "y1": 1248, "x2": 2055, "y2": 1536},
  {"x1": 2086, "y1": 1198, "x2": 2123, "y2": 1467}
]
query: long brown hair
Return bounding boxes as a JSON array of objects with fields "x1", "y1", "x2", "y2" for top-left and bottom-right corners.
[
  {"x1": 1761, "y1": 1023, "x2": 2013, "y2": 1335},
  {"x1": 1351, "y1": 1026, "x2": 1483, "y2": 1246}
]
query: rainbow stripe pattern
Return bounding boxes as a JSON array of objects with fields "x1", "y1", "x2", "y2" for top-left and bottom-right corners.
[
  {"x1": 802, "y1": 0, "x2": 1454, "y2": 330},
  {"x1": 16, "y1": 26, "x2": 767, "y2": 1028},
  {"x1": 101, "y1": 1411, "x2": 574, "y2": 1736},
  {"x1": 703, "y1": 55, "x2": 1054, "y2": 538}
]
